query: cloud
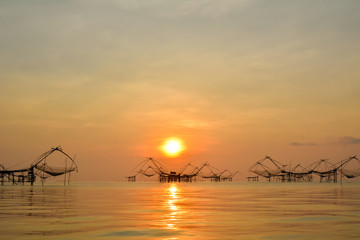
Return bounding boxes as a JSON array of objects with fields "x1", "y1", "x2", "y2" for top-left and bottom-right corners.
[
  {"x1": 338, "y1": 136, "x2": 360, "y2": 145},
  {"x1": 175, "y1": 0, "x2": 249, "y2": 17},
  {"x1": 290, "y1": 142, "x2": 316, "y2": 146}
]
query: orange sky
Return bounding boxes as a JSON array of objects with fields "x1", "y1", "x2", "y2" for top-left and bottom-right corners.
[{"x1": 0, "y1": 1, "x2": 360, "y2": 181}]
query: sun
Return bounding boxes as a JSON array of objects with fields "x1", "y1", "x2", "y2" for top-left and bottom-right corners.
[{"x1": 161, "y1": 138, "x2": 185, "y2": 157}]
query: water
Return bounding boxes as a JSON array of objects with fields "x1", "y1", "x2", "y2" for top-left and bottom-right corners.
[{"x1": 1, "y1": 182, "x2": 360, "y2": 240}]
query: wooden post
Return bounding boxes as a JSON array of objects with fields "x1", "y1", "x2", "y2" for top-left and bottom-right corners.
[
  {"x1": 340, "y1": 159, "x2": 343, "y2": 185},
  {"x1": 64, "y1": 158, "x2": 67, "y2": 186}
]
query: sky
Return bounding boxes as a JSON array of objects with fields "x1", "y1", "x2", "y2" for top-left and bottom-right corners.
[{"x1": 1, "y1": 0, "x2": 360, "y2": 181}]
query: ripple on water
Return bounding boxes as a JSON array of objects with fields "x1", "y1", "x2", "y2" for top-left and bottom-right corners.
[{"x1": 0, "y1": 182, "x2": 360, "y2": 239}]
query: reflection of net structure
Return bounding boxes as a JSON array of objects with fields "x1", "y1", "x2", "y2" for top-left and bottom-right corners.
[{"x1": 248, "y1": 155, "x2": 360, "y2": 183}]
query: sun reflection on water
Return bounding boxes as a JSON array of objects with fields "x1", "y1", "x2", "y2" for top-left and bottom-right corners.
[{"x1": 165, "y1": 184, "x2": 182, "y2": 231}]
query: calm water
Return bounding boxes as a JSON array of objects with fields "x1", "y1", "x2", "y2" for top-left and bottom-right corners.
[{"x1": 0, "y1": 182, "x2": 360, "y2": 240}]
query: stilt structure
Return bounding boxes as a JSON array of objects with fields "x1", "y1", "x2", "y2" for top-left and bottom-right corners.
[
  {"x1": 0, "y1": 146, "x2": 78, "y2": 186},
  {"x1": 248, "y1": 155, "x2": 360, "y2": 183},
  {"x1": 197, "y1": 162, "x2": 222, "y2": 182},
  {"x1": 283, "y1": 164, "x2": 312, "y2": 182},
  {"x1": 248, "y1": 156, "x2": 287, "y2": 182},
  {"x1": 219, "y1": 170, "x2": 239, "y2": 182},
  {"x1": 0, "y1": 167, "x2": 35, "y2": 186},
  {"x1": 126, "y1": 158, "x2": 238, "y2": 183},
  {"x1": 307, "y1": 159, "x2": 337, "y2": 183},
  {"x1": 247, "y1": 176, "x2": 259, "y2": 182}
]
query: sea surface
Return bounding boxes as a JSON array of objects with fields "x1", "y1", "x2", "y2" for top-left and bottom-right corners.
[{"x1": 0, "y1": 182, "x2": 360, "y2": 240}]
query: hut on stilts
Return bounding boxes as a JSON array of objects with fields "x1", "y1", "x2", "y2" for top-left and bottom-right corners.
[{"x1": 126, "y1": 158, "x2": 239, "y2": 183}]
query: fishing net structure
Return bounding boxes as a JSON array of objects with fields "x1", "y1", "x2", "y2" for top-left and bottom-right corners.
[
  {"x1": 177, "y1": 163, "x2": 201, "y2": 181},
  {"x1": 32, "y1": 146, "x2": 78, "y2": 183},
  {"x1": 0, "y1": 146, "x2": 78, "y2": 185},
  {"x1": 248, "y1": 155, "x2": 360, "y2": 183},
  {"x1": 179, "y1": 163, "x2": 199, "y2": 176},
  {"x1": 307, "y1": 159, "x2": 335, "y2": 174},
  {"x1": 219, "y1": 169, "x2": 239, "y2": 182},
  {"x1": 126, "y1": 159, "x2": 239, "y2": 183},
  {"x1": 127, "y1": 157, "x2": 166, "y2": 181},
  {"x1": 336, "y1": 156, "x2": 360, "y2": 179},
  {"x1": 306, "y1": 159, "x2": 337, "y2": 183},
  {"x1": 285, "y1": 164, "x2": 312, "y2": 182},
  {"x1": 291, "y1": 164, "x2": 310, "y2": 174},
  {"x1": 249, "y1": 156, "x2": 286, "y2": 180},
  {"x1": 197, "y1": 162, "x2": 221, "y2": 180}
]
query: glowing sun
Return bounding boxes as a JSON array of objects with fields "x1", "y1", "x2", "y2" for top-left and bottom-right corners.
[{"x1": 161, "y1": 138, "x2": 185, "y2": 157}]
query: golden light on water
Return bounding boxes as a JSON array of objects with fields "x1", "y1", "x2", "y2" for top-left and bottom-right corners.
[
  {"x1": 161, "y1": 138, "x2": 185, "y2": 158},
  {"x1": 169, "y1": 186, "x2": 178, "y2": 198},
  {"x1": 165, "y1": 184, "x2": 181, "y2": 231}
]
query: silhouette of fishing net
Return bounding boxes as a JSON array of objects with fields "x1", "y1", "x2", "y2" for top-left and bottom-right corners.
[
  {"x1": 249, "y1": 156, "x2": 285, "y2": 178},
  {"x1": 220, "y1": 170, "x2": 234, "y2": 178},
  {"x1": 307, "y1": 159, "x2": 335, "y2": 176},
  {"x1": 32, "y1": 146, "x2": 78, "y2": 180},
  {"x1": 337, "y1": 156, "x2": 360, "y2": 179},
  {"x1": 196, "y1": 163, "x2": 221, "y2": 178},
  {"x1": 341, "y1": 169, "x2": 360, "y2": 178},
  {"x1": 138, "y1": 165, "x2": 159, "y2": 177},
  {"x1": 179, "y1": 163, "x2": 199, "y2": 176},
  {"x1": 290, "y1": 164, "x2": 310, "y2": 174},
  {"x1": 126, "y1": 157, "x2": 166, "y2": 181},
  {"x1": 35, "y1": 164, "x2": 77, "y2": 177}
]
